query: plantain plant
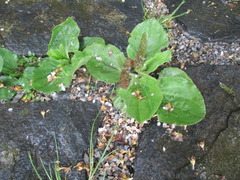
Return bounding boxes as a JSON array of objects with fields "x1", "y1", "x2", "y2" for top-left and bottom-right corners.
[
  {"x1": 82, "y1": 18, "x2": 205, "y2": 125},
  {"x1": 0, "y1": 17, "x2": 206, "y2": 125}
]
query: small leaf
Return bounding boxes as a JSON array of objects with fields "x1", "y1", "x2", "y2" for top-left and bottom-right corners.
[
  {"x1": 0, "y1": 48, "x2": 18, "y2": 74},
  {"x1": 80, "y1": 37, "x2": 105, "y2": 51},
  {"x1": 134, "y1": 33, "x2": 147, "y2": 68},
  {"x1": 127, "y1": 19, "x2": 169, "y2": 61},
  {"x1": 219, "y1": 82, "x2": 236, "y2": 97},
  {"x1": 143, "y1": 50, "x2": 172, "y2": 73},
  {"x1": 85, "y1": 43, "x2": 126, "y2": 83},
  {"x1": 118, "y1": 74, "x2": 163, "y2": 123},
  {"x1": 157, "y1": 68, "x2": 206, "y2": 125},
  {"x1": 0, "y1": 87, "x2": 16, "y2": 100},
  {"x1": 48, "y1": 17, "x2": 80, "y2": 59}
]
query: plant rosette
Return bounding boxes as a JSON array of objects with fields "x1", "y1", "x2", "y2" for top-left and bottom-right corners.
[{"x1": 0, "y1": 17, "x2": 206, "y2": 125}]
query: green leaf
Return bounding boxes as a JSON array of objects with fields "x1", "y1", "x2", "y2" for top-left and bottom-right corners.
[
  {"x1": 32, "y1": 52, "x2": 89, "y2": 94},
  {"x1": 143, "y1": 50, "x2": 172, "y2": 73},
  {"x1": 0, "y1": 87, "x2": 16, "y2": 100},
  {"x1": 32, "y1": 59, "x2": 62, "y2": 93},
  {"x1": 118, "y1": 74, "x2": 163, "y2": 123},
  {"x1": 0, "y1": 48, "x2": 18, "y2": 74},
  {"x1": 18, "y1": 67, "x2": 35, "y2": 91},
  {"x1": 70, "y1": 51, "x2": 91, "y2": 69},
  {"x1": 80, "y1": 37, "x2": 105, "y2": 51},
  {"x1": 0, "y1": 56, "x2": 3, "y2": 72},
  {"x1": 47, "y1": 45, "x2": 68, "y2": 60},
  {"x1": 127, "y1": 19, "x2": 169, "y2": 61},
  {"x1": 157, "y1": 68, "x2": 206, "y2": 125},
  {"x1": 113, "y1": 95, "x2": 126, "y2": 113},
  {"x1": 0, "y1": 76, "x2": 19, "y2": 87},
  {"x1": 47, "y1": 17, "x2": 80, "y2": 59},
  {"x1": 158, "y1": 67, "x2": 192, "y2": 81},
  {"x1": 85, "y1": 43, "x2": 126, "y2": 83}
]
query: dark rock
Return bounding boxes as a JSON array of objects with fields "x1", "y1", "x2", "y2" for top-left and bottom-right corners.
[
  {"x1": 196, "y1": 110, "x2": 240, "y2": 179},
  {"x1": 0, "y1": 100, "x2": 101, "y2": 180},
  {"x1": 165, "y1": 0, "x2": 240, "y2": 42},
  {"x1": 133, "y1": 64, "x2": 240, "y2": 180},
  {"x1": 0, "y1": 0, "x2": 143, "y2": 56}
]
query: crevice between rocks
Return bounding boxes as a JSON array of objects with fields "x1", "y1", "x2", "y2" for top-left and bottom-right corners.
[
  {"x1": 175, "y1": 105, "x2": 240, "y2": 176},
  {"x1": 211, "y1": 107, "x2": 240, "y2": 145}
]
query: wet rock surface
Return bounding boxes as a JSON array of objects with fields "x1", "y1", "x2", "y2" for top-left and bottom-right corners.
[
  {"x1": 134, "y1": 64, "x2": 240, "y2": 180},
  {"x1": 165, "y1": 0, "x2": 240, "y2": 42},
  {"x1": 0, "y1": 100, "x2": 101, "y2": 180},
  {"x1": 0, "y1": 0, "x2": 143, "y2": 56}
]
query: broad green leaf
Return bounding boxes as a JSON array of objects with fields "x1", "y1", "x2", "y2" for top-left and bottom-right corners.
[
  {"x1": 47, "y1": 17, "x2": 80, "y2": 59},
  {"x1": 113, "y1": 95, "x2": 126, "y2": 113},
  {"x1": 157, "y1": 68, "x2": 206, "y2": 125},
  {"x1": 85, "y1": 43, "x2": 126, "y2": 83},
  {"x1": 158, "y1": 67, "x2": 192, "y2": 81},
  {"x1": 0, "y1": 87, "x2": 16, "y2": 100},
  {"x1": 127, "y1": 19, "x2": 169, "y2": 61},
  {"x1": 60, "y1": 51, "x2": 91, "y2": 75},
  {"x1": 143, "y1": 50, "x2": 172, "y2": 73},
  {"x1": 32, "y1": 52, "x2": 89, "y2": 94},
  {"x1": 118, "y1": 74, "x2": 163, "y2": 123},
  {"x1": 0, "y1": 48, "x2": 18, "y2": 74},
  {"x1": 0, "y1": 56, "x2": 3, "y2": 72},
  {"x1": 80, "y1": 37, "x2": 105, "y2": 51},
  {"x1": 47, "y1": 44, "x2": 68, "y2": 60},
  {"x1": 32, "y1": 59, "x2": 62, "y2": 93}
]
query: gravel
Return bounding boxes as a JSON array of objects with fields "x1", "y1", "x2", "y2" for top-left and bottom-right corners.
[
  {"x1": 1, "y1": 0, "x2": 239, "y2": 179},
  {"x1": 145, "y1": 0, "x2": 240, "y2": 68}
]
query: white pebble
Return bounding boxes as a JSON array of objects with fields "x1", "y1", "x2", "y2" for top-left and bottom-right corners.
[
  {"x1": 163, "y1": 146, "x2": 166, "y2": 152},
  {"x1": 8, "y1": 108, "x2": 13, "y2": 112}
]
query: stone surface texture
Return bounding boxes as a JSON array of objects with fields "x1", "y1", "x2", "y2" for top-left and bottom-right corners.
[
  {"x1": 0, "y1": 100, "x2": 101, "y2": 180},
  {"x1": 134, "y1": 64, "x2": 240, "y2": 180},
  {"x1": 165, "y1": 0, "x2": 240, "y2": 42},
  {"x1": 0, "y1": 0, "x2": 143, "y2": 56},
  {"x1": 196, "y1": 111, "x2": 240, "y2": 179}
]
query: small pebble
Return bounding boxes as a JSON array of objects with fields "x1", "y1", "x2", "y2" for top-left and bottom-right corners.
[{"x1": 8, "y1": 108, "x2": 13, "y2": 112}]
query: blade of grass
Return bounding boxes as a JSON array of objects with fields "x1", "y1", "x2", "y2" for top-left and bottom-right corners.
[
  {"x1": 102, "y1": 169, "x2": 107, "y2": 180},
  {"x1": 88, "y1": 124, "x2": 117, "y2": 180},
  {"x1": 28, "y1": 152, "x2": 43, "y2": 180},
  {"x1": 48, "y1": 163, "x2": 53, "y2": 180},
  {"x1": 89, "y1": 110, "x2": 102, "y2": 175},
  {"x1": 158, "y1": 0, "x2": 190, "y2": 25},
  {"x1": 89, "y1": 85, "x2": 117, "y2": 179},
  {"x1": 53, "y1": 134, "x2": 62, "y2": 180},
  {"x1": 39, "y1": 158, "x2": 52, "y2": 180}
]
